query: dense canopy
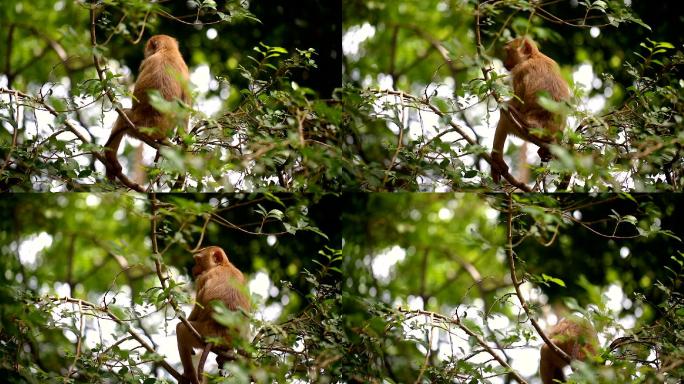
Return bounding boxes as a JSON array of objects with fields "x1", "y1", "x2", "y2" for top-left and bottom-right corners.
[{"x1": 1, "y1": 1, "x2": 683, "y2": 383}]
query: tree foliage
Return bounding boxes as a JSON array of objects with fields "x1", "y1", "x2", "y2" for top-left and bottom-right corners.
[
  {"x1": 0, "y1": 193, "x2": 343, "y2": 382},
  {"x1": 1, "y1": 1, "x2": 684, "y2": 383},
  {"x1": 343, "y1": 0, "x2": 684, "y2": 191},
  {"x1": 341, "y1": 193, "x2": 684, "y2": 382},
  {"x1": 0, "y1": 0, "x2": 345, "y2": 192}
]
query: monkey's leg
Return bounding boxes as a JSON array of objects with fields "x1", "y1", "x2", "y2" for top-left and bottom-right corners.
[
  {"x1": 491, "y1": 110, "x2": 512, "y2": 183},
  {"x1": 176, "y1": 321, "x2": 205, "y2": 384},
  {"x1": 505, "y1": 108, "x2": 554, "y2": 150},
  {"x1": 104, "y1": 115, "x2": 129, "y2": 180}
]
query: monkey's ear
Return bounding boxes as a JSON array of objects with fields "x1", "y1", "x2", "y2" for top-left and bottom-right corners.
[
  {"x1": 522, "y1": 39, "x2": 534, "y2": 55},
  {"x1": 212, "y1": 248, "x2": 225, "y2": 264}
]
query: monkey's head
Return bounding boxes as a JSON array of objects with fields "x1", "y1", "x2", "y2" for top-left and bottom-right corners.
[
  {"x1": 503, "y1": 37, "x2": 539, "y2": 70},
  {"x1": 144, "y1": 35, "x2": 179, "y2": 57},
  {"x1": 192, "y1": 246, "x2": 229, "y2": 277}
]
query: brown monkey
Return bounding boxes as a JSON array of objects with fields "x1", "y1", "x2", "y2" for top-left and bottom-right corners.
[
  {"x1": 176, "y1": 246, "x2": 250, "y2": 384},
  {"x1": 104, "y1": 34, "x2": 190, "y2": 179},
  {"x1": 540, "y1": 317, "x2": 599, "y2": 384},
  {"x1": 491, "y1": 37, "x2": 570, "y2": 183}
]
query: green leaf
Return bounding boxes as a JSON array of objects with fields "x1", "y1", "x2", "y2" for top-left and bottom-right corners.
[{"x1": 542, "y1": 274, "x2": 566, "y2": 287}]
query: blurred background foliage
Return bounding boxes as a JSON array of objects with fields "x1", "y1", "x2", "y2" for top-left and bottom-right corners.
[
  {"x1": 0, "y1": 0, "x2": 346, "y2": 192},
  {"x1": 0, "y1": 193, "x2": 150, "y2": 298},
  {"x1": 342, "y1": 0, "x2": 684, "y2": 191},
  {"x1": 0, "y1": 193, "x2": 343, "y2": 382},
  {"x1": 341, "y1": 193, "x2": 684, "y2": 382},
  {"x1": 343, "y1": 193, "x2": 681, "y2": 314},
  {"x1": 0, "y1": 0, "x2": 341, "y2": 98}
]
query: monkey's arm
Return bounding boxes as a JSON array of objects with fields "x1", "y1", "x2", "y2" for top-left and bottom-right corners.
[
  {"x1": 187, "y1": 304, "x2": 201, "y2": 321},
  {"x1": 188, "y1": 281, "x2": 209, "y2": 321}
]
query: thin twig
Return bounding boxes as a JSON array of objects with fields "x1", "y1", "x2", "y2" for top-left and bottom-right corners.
[
  {"x1": 413, "y1": 313, "x2": 433, "y2": 384},
  {"x1": 66, "y1": 300, "x2": 85, "y2": 379},
  {"x1": 399, "y1": 307, "x2": 528, "y2": 384},
  {"x1": 383, "y1": 91, "x2": 406, "y2": 187},
  {"x1": 504, "y1": 194, "x2": 572, "y2": 364},
  {"x1": 375, "y1": 89, "x2": 532, "y2": 191},
  {"x1": 52, "y1": 296, "x2": 184, "y2": 381}
]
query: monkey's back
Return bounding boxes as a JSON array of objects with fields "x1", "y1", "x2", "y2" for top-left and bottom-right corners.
[
  {"x1": 129, "y1": 50, "x2": 190, "y2": 140},
  {"x1": 195, "y1": 265, "x2": 250, "y2": 315},
  {"x1": 512, "y1": 54, "x2": 570, "y2": 113},
  {"x1": 548, "y1": 317, "x2": 598, "y2": 361}
]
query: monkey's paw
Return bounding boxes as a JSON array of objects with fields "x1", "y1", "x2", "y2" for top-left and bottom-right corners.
[
  {"x1": 537, "y1": 146, "x2": 552, "y2": 162},
  {"x1": 490, "y1": 154, "x2": 509, "y2": 184}
]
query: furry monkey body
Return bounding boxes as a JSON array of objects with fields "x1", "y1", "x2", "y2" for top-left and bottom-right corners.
[
  {"x1": 491, "y1": 37, "x2": 570, "y2": 183},
  {"x1": 104, "y1": 34, "x2": 190, "y2": 179},
  {"x1": 176, "y1": 246, "x2": 250, "y2": 384},
  {"x1": 540, "y1": 317, "x2": 598, "y2": 384}
]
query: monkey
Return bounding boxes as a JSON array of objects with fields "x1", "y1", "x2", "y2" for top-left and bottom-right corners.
[
  {"x1": 540, "y1": 317, "x2": 599, "y2": 384},
  {"x1": 176, "y1": 246, "x2": 250, "y2": 384},
  {"x1": 104, "y1": 34, "x2": 191, "y2": 180},
  {"x1": 491, "y1": 37, "x2": 570, "y2": 183}
]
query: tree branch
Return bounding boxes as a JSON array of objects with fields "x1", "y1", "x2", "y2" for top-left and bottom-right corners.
[
  {"x1": 399, "y1": 307, "x2": 528, "y2": 384},
  {"x1": 375, "y1": 89, "x2": 532, "y2": 192},
  {"x1": 50, "y1": 296, "x2": 183, "y2": 381},
  {"x1": 504, "y1": 194, "x2": 572, "y2": 364}
]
